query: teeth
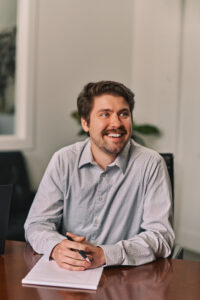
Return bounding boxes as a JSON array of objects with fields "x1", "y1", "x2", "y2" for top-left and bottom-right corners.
[{"x1": 107, "y1": 134, "x2": 121, "y2": 137}]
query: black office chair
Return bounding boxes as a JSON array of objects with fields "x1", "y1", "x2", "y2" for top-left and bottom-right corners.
[
  {"x1": 0, "y1": 151, "x2": 35, "y2": 241},
  {"x1": 160, "y1": 153, "x2": 183, "y2": 259},
  {"x1": 0, "y1": 185, "x2": 13, "y2": 254}
]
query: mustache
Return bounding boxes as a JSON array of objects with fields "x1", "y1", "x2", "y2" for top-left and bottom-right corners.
[{"x1": 102, "y1": 127, "x2": 127, "y2": 135}]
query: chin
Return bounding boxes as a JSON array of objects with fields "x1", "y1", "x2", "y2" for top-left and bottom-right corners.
[{"x1": 104, "y1": 145, "x2": 125, "y2": 155}]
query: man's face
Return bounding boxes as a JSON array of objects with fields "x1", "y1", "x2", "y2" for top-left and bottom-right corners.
[{"x1": 81, "y1": 94, "x2": 132, "y2": 160}]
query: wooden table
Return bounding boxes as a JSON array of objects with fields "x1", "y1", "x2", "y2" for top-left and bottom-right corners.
[{"x1": 0, "y1": 240, "x2": 200, "y2": 300}]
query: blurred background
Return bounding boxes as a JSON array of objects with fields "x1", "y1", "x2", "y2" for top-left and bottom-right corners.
[{"x1": 0, "y1": 0, "x2": 199, "y2": 256}]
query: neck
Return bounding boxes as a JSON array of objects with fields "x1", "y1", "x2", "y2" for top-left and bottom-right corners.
[{"x1": 91, "y1": 144, "x2": 117, "y2": 170}]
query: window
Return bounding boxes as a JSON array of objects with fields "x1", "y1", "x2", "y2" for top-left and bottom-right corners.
[{"x1": 0, "y1": 0, "x2": 36, "y2": 150}]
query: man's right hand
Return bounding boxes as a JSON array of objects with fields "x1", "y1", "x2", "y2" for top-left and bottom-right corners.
[{"x1": 50, "y1": 233, "x2": 92, "y2": 271}]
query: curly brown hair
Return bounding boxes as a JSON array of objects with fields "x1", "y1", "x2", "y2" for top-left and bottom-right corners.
[{"x1": 77, "y1": 81, "x2": 135, "y2": 124}]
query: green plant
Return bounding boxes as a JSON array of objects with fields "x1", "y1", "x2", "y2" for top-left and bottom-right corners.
[
  {"x1": 71, "y1": 110, "x2": 161, "y2": 146},
  {"x1": 0, "y1": 26, "x2": 16, "y2": 113}
]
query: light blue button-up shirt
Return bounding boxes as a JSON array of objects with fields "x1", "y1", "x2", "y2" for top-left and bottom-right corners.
[{"x1": 25, "y1": 138, "x2": 175, "y2": 266}]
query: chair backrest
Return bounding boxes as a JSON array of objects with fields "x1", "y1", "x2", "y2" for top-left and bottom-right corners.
[
  {"x1": 159, "y1": 153, "x2": 174, "y2": 213},
  {"x1": 160, "y1": 153, "x2": 184, "y2": 259},
  {"x1": 0, "y1": 185, "x2": 12, "y2": 254},
  {"x1": 0, "y1": 151, "x2": 31, "y2": 214}
]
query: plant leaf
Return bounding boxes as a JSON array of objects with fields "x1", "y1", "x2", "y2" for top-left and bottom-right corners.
[
  {"x1": 71, "y1": 111, "x2": 81, "y2": 125},
  {"x1": 133, "y1": 123, "x2": 161, "y2": 135},
  {"x1": 131, "y1": 133, "x2": 146, "y2": 146}
]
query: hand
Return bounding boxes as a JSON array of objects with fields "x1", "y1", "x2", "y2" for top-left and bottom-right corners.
[
  {"x1": 51, "y1": 232, "x2": 91, "y2": 271},
  {"x1": 51, "y1": 232, "x2": 105, "y2": 271},
  {"x1": 81, "y1": 239, "x2": 106, "y2": 269}
]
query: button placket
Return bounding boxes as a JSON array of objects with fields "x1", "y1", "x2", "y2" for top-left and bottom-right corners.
[
  {"x1": 94, "y1": 218, "x2": 99, "y2": 226},
  {"x1": 92, "y1": 173, "x2": 105, "y2": 229}
]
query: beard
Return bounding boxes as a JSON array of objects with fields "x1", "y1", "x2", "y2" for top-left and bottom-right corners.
[{"x1": 91, "y1": 126, "x2": 129, "y2": 156}]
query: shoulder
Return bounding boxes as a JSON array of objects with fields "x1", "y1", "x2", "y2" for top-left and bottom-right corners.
[
  {"x1": 128, "y1": 139, "x2": 166, "y2": 176},
  {"x1": 55, "y1": 139, "x2": 87, "y2": 157},
  {"x1": 129, "y1": 140, "x2": 169, "y2": 184},
  {"x1": 50, "y1": 139, "x2": 88, "y2": 168},
  {"x1": 130, "y1": 139, "x2": 162, "y2": 163}
]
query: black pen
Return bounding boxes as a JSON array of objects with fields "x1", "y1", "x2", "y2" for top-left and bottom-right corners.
[{"x1": 66, "y1": 235, "x2": 90, "y2": 263}]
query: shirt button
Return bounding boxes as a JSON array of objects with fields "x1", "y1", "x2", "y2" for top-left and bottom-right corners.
[
  {"x1": 94, "y1": 219, "x2": 99, "y2": 226},
  {"x1": 98, "y1": 197, "x2": 103, "y2": 201}
]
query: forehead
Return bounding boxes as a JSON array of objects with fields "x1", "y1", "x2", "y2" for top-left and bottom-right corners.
[{"x1": 91, "y1": 94, "x2": 130, "y2": 112}]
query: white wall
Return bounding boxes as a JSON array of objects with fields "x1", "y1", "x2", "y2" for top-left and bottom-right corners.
[
  {"x1": 24, "y1": 0, "x2": 133, "y2": 188},
  {"x1": 175, "y1": 0, "x2": 200, "y2": 252},
  {"x1": 131, "y1": 0, "x2": 182, "y2": 152},
  {"x1": 131, "y1": 0, "x2": 200, "y2": 253}
]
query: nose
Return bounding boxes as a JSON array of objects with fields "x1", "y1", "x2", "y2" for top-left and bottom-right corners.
[{"x1": 110, "y1": 114, "x2": 121, "y2": 127}]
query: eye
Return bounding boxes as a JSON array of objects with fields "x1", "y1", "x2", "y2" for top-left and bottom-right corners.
[
  {"x1": 101, "y1": 112, "x2": 110, "y2": 118},
  {"x1": 119, "y1": 111, "x2": 130, "y2": 118}
]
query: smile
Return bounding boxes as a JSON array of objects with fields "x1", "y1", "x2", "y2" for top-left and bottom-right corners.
[{"x1": 107, "y1": 133, "x2": 122, "y2": 138}]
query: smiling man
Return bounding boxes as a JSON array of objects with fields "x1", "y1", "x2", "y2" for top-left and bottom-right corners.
[{"x1": 25, "y1": 81, "x2": 174, "y2": 271}]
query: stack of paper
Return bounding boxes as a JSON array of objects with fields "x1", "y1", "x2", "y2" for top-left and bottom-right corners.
[{"x1": 22, "y1": 256, "x2": 103, "y2": 290}]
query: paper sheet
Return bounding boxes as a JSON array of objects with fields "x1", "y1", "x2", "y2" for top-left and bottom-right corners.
[{"x1": 22, "y1": 256, "x2": 103, "y2": 290}]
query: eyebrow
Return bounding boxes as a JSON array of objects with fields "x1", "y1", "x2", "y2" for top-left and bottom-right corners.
[
  {"x1": 97, "y1": 109, "x2": 113, "y2": 113},
  {"x1": 97, "y1": 108, "x2": 130, "y2": 113}
]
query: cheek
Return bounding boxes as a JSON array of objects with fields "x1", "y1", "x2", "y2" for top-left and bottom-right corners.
[
  {"x1": 96, "y1": 120, "x2": 109, "y2": 130},
  {"x1": 89, "y1": 122, "x2": 105, "y2": 134},
  {"x1": 124, "y1": 120, "x2": 132, "y2": 131}
]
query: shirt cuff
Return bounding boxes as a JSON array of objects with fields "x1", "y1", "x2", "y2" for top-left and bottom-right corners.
[
  {"x1": 100, "y1": 244, "x2": 123, "y2": 266},
  {"x1": 44, "y1": 236, "x2": 67, "y2": 261}
]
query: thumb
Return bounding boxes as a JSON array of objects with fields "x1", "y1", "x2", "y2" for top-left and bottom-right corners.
[{"x1": 66, "y1": 232, "x2": 86, "y2": 242}]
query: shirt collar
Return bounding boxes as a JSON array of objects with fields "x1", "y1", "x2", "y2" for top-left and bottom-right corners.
[
  {"x1": 78, "y1": 138, "x2": 132, "y2": 173},
  {"x1": 110, "y1": 140, "x2": 131, "y2": 173},
  {"x1": 78, "y1": 138, "x2": 94, "y2": 168}
]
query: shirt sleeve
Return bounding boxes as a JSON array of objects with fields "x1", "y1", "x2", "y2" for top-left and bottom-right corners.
[
  {"x1": 100, "y1": 157, "x2": 175, "y2": 266},
  {"x1": 24, "y1": 152, "x2": 67, "y2": 258}
]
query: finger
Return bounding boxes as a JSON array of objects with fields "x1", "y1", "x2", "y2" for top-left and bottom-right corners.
[
  {"x1": 62, "y1": 239, "x2": 90, "y2": 253},
  {"x1": 63, "y1": 247, "x2": 89, "y2": 261},
  {"x1": 51, "y1": 240, "x2": 89, "y2": 262},
  {"x1": 57, "y1": 253, "x2": 91, "y2": 270},
  {"x1": 53, "y1": 249, "x2": 91, "y2": 270},
  {"x1": 56, "y1": 259, "x2": 86, "y2": 271},
  {"x1": 57, "y1": 246, "x2": 92, "y2": 265},
  {"x1": 66, "y1": 232, "x2": 86, "y2": 242},
  {"x1": 58, "y1": 262, "x2": 86, "y2": 271},
  {"x1": 63, "y1": 255, "x2": 91, "y2": 268}
]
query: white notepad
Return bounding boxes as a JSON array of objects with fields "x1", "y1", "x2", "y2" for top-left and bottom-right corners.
[{"x1": 22, "y1": 256, "x2": 103, "y2": 290}]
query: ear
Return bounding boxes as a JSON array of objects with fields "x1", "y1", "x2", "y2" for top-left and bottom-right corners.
[{"x1": 81, "y1": 117, "x2": 89, "y2": 133}]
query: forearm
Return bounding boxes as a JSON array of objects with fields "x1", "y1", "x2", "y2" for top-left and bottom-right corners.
[
  {"x1": 24, "y1": 155, "x2": 66, "y2": 257},
  {"x1": 25, "y1": 222, "x2": 66, "y2": 257},
  {"x1": 100, "y1": 230, "x2": 174, "y2": 266}
]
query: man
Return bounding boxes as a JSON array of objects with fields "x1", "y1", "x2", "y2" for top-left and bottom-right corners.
[{"x1": 25, "y1": 81, "x2": 174, "y2": 271}]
